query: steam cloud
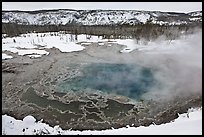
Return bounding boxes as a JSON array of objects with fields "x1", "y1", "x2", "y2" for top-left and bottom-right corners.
[
  {"x1": 93, "y1": 28, "x2": 202, "y2": 101},
  {"x1": 133, "y1": 28, "x2": 202, "y2": 101},
  {"x1": 62, "y1": 28, "x2": 202, "y2": 102}
]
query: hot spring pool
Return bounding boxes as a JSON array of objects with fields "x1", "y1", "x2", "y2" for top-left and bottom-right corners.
[{"x1": 57, "y1": 63, "x2": 158, "y2": 100}]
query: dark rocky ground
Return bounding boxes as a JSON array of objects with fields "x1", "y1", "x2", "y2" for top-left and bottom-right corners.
[{"x1": 2, "y1": 43, "x2": 202, "y2": 130}]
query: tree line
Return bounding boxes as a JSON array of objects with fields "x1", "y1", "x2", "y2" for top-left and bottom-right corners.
[{"x1": 2, "y1": 22, "x2": 202, "y2": 41}]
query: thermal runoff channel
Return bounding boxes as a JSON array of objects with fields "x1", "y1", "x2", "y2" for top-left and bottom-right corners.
[{"x1": 57, "y1": 63, "x2": 158, "y2": 100}]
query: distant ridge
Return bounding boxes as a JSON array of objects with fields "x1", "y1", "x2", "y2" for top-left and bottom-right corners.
[{"x1": 2, "y1": 9, "x2": 202, "y2": 26}]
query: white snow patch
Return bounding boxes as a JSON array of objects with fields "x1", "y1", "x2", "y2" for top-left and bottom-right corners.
[
  {"x1": 135, "y1": 14, "x2": 150, "y2": 23},
  {"x1": 189, "y1": 17, "x2": 202, "y2": 21},
  {"x1": 2, "y1": 53, "x2": 13, "y2": 60},
  {"x1": 27, "y1": 54, "x2": 44, "y2": 58},
  {"x1": 17, "y1": 49, "x2": 49, "y2": 56},
  {"x1": 98, "y1": 42, "x2": 105, "y2": 46},
  {"x1": 2, "y1": 32, "x2": 88, "y2": 57},
  {"x1": 80, "y1": 42, "x2": 92, "y2": 45},
  {"x1": 116, "y1": 39, "x2": 138, "y2": 53}
]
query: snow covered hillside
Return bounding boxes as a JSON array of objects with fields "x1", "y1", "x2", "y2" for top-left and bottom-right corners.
[
  {"x1": 2, "y1": 107, "x2": 202, "y2": 135},
  {"x1": 2, "y1": 9, "x2": 202, "y2": 26}
]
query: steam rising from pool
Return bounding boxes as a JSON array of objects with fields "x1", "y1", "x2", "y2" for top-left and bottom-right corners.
[{"x1": 57, "y1": 30, "x2": 202, "y2": 101}]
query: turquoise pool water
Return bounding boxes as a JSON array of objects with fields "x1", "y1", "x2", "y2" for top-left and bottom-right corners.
[{"x1": 57, "y1": 63, "x2": 157, "y2": 100}]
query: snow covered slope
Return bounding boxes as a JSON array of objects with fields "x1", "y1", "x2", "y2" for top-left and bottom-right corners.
[{"x1": 2, "y1": 9, "x2": 202, "y2": 26}]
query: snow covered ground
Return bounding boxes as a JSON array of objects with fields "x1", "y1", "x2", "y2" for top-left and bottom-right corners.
[
  {"x1": 2, "y1": 32, "x2": 87, "y2": 58},
  {"x1": 2, "y1": 53, "x2": 13, "y2": 60},
  {"x1": 2, "y1": 31, "x2": 197, "y2": 60},
  {"x1": 2, "y1": 107, "x2": 202, "y2": 135}
]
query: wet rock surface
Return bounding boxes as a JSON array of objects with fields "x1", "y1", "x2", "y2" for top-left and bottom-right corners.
[{"x1": 2, "y1": 43, "x2": 202, "y2": 130}]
